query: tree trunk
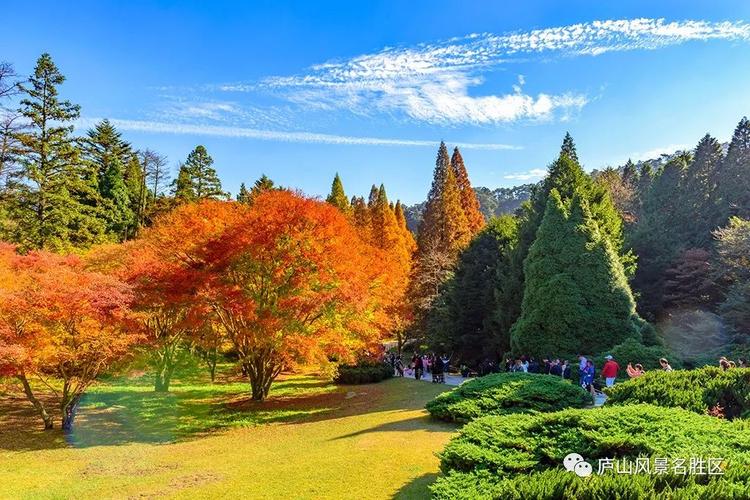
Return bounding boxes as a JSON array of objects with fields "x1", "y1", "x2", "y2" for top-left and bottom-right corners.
[
  {"x1": 61, "y1": 395, "x2": 81, "y2": 432},
  {"x1": 16, "y1": 374, "x2": 54, "y2": 430},
  {"x1": 244, "y1": 356, "x2": 280, "y2": 401},
  {"x1": 154, "y1": 345, "x2": 176, "y2": 392}
]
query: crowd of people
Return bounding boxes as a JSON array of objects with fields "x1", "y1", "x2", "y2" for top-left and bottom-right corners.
[
  {"x1": 385, "y1": 348, "x2": 748, "y2": 392},
  {"x1": 386, "y1": 352, "x2": 452, "y2": 383}
]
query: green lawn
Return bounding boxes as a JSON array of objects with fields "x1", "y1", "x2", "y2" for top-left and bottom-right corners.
[{"x1": 0, "y1": 368, "x2": 455, "y2": 499}]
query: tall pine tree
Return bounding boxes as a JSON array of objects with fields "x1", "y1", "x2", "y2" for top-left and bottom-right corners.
[
  {"x1": 181, "y1": 145, "x2": 225, "y2": 200},
  {"x1": 8, "y1": 53, "x2": 106, "y2": 251}
]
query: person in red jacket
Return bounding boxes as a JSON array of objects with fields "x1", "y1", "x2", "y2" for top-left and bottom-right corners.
[{"x1": 601, "y1": 355, "x2": 620, "y2": 387}]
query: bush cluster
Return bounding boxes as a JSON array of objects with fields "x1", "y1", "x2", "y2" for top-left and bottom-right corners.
[
  {"x1": 425, "y1": 373, "x2": 592, "y2": 423},
  {"x1": 432, "y1": 404, "x2": 750, "y2": 499},
  {"x1": 605, "y1": 367, "x2": 750, "y2": 419},
  {"x1": 593, "y1": 337, "x2": 678, "y2": 371},
  {"x1": 333, "y1": 362, "x2": 393, "y2": 384}
]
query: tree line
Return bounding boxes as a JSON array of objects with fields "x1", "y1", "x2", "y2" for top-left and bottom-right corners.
[{"x1": 422, "y1": 125, "x2": 750, "y2": 367}]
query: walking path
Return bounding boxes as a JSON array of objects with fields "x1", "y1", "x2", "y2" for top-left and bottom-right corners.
[{"x1": 402, "y1": 370, "x2": 608, "y2": 406}]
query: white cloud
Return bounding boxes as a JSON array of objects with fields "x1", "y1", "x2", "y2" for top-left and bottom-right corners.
[
  {"x1": 631, "y1": 143, "x2": 692, "y2": 161},
  {"x1": 77, "y1": 117, "x2": 521, "y2": 150},
  {"x1": 227, "y1": 18, "x2": 750, "y2": 126},
  {"x1": 504, "y1": 168, "x2": 547, "y2": 181}
]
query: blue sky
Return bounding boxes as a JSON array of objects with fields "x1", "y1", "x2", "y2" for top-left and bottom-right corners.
[{"x1": 2, "y1": 1, "x2": 750, "y2": 204}]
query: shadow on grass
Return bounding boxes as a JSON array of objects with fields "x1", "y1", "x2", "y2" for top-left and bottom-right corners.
[
  {"x1": 1, "y1": 373, "x2": 453, "y2": 451},
  {"x1": 393, "y1": 472, "x2": 440, "y2": 499},
  {"x1": 331, "y1": 412, "x2": 455, "y2": 440}
]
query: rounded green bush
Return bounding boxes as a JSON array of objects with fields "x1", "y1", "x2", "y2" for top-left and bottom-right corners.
[
  {"x1": 425, "y1": 373, "x2": 593, "y2": 423},
  {"x1": 604, "y1": 367, "x2": 750, "y2": 419},
  {"x1": 333, "y1": 362, "x2": 393, "y2": 384},
  {"x1": 432, "y1": 404, "x2": 750, "y2": 499}
]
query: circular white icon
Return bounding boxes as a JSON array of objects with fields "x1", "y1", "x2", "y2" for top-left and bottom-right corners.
[
  {"x1": 563, "y1": 453, "x2": 584, "y2": 472},
  {"x1": 574, "y1": 461, "x2": 593, "y2": 477}
]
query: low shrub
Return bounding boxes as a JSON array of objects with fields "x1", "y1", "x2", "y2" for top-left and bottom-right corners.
[
  {"x1": 432, "y1": 404, "x2": 750, "y2": 499},
  {"x1": 333, "y1": 362, "x2": 393, "y2": 384},
  {"x1": 605, "y1": 366, "x2": 750, "y2": 419},
  {"x1": 425, "y1": 373, "x2": 592, "y2": 423},
  {"x1": 594, "y1": 337, "x2": 679, "y2": 371}
]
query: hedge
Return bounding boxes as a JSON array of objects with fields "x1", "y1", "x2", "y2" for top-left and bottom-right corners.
[
  {"x1": 425, "y1": 372, "x2": 592, "y2": 423},
  {"x1": 605, "y1": 367, "x2": 750, "y2": 419},
  {"x1": 432, "y1": 404, "x2": 750, "y2": 499},
  {"x1": 333, "y1": 362, "x2": 393, "y2": 384}
]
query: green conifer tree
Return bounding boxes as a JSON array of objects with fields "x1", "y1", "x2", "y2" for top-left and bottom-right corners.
[
  {"x1": 511, "y1": 189, "x2": 641, "y2": 357},
  {"x1": 8, "y1": 53, "x2": 106, "y2": 251},
  {"x1": 100, "y1": 157, "x2": 134, "y2": 238},
  {"x1": 326, "y1": 173, "x2": 350, "y2": 213},
  {"x1": 182, "y1": 145, "x2": 225, "y2": 199}
]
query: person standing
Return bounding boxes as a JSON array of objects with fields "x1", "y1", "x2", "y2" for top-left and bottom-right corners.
[
  {"x1": 659, "y1": 358, "x2": 673, "y2": 372},
  {"x1": 577, "y1": 354, "x2": 588, "y2": 387},
  {"x1": 582, "y1": 360, "x2": 596, "y2": 397},
  {"x1": 414, "y1": 354, "x2": 424, "y2": 380},
  {"x1": 601, "y1": 355, "x2": 620, "y2": 387}
]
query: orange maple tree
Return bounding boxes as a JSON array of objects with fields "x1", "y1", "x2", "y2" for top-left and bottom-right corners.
[
  {"x1": 199, "y1": 191, "x2": 383, "y2": 400},
  {"x1": 0, "y1": 243, "x2": 137, "y2": 430}
]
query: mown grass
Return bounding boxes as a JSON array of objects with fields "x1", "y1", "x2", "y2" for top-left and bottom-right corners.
[{"x1": 0, "y1": 364, "x2": 455, "y2": 499}]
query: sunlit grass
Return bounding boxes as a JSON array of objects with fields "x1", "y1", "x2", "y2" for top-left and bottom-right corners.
[{"x1": 1, "y1": 363, "x2": 455, "y2": 499}]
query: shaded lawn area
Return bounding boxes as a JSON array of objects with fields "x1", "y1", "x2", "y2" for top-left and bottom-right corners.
[{"x1": 0, "y1": 368, "x2": 455, "y2": 499}]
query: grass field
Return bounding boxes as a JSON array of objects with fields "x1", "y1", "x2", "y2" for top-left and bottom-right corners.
[{"x1": 0, "y1": 367, "x2": 455, "y2": 499}]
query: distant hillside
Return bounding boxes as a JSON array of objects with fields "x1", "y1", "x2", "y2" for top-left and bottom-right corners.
[{"x1": 403, "y1": 184, "x2": 534, "y2": 234}]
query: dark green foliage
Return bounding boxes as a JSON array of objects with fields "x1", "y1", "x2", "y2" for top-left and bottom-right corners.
[
  {"x1": 605, "y1": 367, "x2": 750, "y2": 419},
  {"x1": 594, "y1": 337, "x2": 673, "y2": 371},
  {"x1": 719, "y1": 117, "x2": 750, "y2": 220},
  {"x1": 334, "y1": 362, "x2": 393, "y2": 384},
  {"x1": 99, "y1": 157, "x2": 134, "y2": 237},
  {"x1": 6, "y1": 53, "x2": 107, "y2": 251},
  {"x1": 426, "y1": 373, "x2": 592, "y2": 423},
  {"x1": 173, "y1": 145, "x2": 225, "y2": 201},
  {"x1": 433, "y1": 404, "x2": 750, "y2": 499},
  {"x1": 511, "y1": 190, "x2": 642, "y2": 357},
  {"x1": 236, "y1": 182, "x2": 250, "y2": 203},
  {"x1": 428, "y1": 216, "x2": 518, "y2": 365}
]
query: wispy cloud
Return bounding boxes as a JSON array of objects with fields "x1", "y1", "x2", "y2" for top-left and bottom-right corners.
[
  {"x1": 504, "y1": 168, "x2": 547, "y2": 181},
  {"x1": 77, "y1": 117, "x2": 520, "y2": 150},
  {"x1": 223, "y1": 18, "x2": 750, "y2": 125},
  {"x1": 631, "y1": 143, "x2": 692, "y2": 161}
]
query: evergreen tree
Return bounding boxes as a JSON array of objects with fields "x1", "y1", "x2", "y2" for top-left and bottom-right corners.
[
  {"x1": 326, "y1": 173, "x2": 350, "y2": 213},
  {"x1": 683, "y1": 134, "x2": 724, "y2": 244},
  {"x1": 718, "y1": 117, "x2": 750, "y2": 220},
  {"x1": 182, "y1": 145, "x2": 225, "y2": 199},
  {"x1": 511, "y1": 190, "x2": 641, "y2": 357},
  {"x1": 561, "y1": 132, "x2": 579, "y2": 163},
  {"x1": 83, "y1": 120, "x2": 140, "y2": 239},
  {"x1": 429, "y1": 216, "x2": 518, "y2": 364},
  {"x1": 504, "y1": 134, "x2": 629, "y2": 346},
  {"x1": 173, "y1": 164, "x2": 195, "y2": 202},
  {"x1": 123, "y1": 153, "x2": 146, "y2": 236},
  {"x1": 84, "y1": 119, "x2": 132, "y2": 183},
  {"x1": 7, "y1": 53, "x2": 106, "y2": 251},
  {"x1": 248, "y1": 174, "x2": 276, "y2": 201},
  {"x1": 629, "y1": 156, "x2": 689, "y2": 319},
  {"x1": 99, "y1": 157, "x2": 134, "y2": 238},
  {"x1": 236, "y1": 182, "x2": 251, "y2": 204},
  {"x1": 451, "y1": 147, "x2": 484, "y2": 234}
]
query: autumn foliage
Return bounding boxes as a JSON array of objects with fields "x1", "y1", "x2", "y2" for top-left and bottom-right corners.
[{"x1": 0, "y1": 243, "x2": 137, "y2": 429}]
